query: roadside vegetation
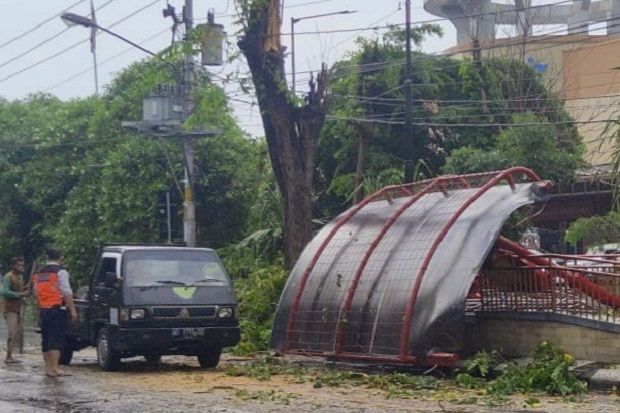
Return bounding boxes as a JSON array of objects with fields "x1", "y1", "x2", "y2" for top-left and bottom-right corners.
[{"x1": 223, "y1": 341, "x2": 587, "y2": 407}]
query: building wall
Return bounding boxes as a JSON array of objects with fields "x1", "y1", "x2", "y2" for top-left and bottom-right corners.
[
  {"x1": 563, "y1": 39, "x2": 620, "y2": 166},
  {"x1": 466, "y1": 318, "x2": 620, "y2": 363}
]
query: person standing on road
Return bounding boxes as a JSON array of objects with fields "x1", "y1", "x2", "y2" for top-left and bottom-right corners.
[
  {"x1": 32, "y1": 248, "x2": 77, "y2": 377},
  {"x1": 2, "y1": 257, "x2": 28, "y2": 364}
]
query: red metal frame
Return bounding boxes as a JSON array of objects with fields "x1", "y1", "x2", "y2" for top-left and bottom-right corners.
[
  {"x1": 496, "y1": 236, "x2": 620, "y2": 309},
  {"x1": 398, "y1": 167, "x2": 544, "y2": 359},
  {"x1": 286, "y1": 349, "x2": 460, "y2": 367},
  {"x1": 283, "y1": 167, "x2": 545, "y2": 364},
  {"x1": 333, "y1": 178, "x2": 449, "y2": 355}
]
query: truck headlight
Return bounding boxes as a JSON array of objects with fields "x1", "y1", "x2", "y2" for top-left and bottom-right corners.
[
  {"x1": 217, "y1": 307, "x2": 233, "y2": 318},
  {"x1": 130, "y1": 308, "x2": 146, "y2": 320}
]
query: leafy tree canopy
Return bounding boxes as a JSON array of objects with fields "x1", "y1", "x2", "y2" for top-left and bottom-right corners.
[
  {"x1": 317, "y1": 29, "x2": 584, "y2": 217},
  {"x1": 0, "y1": 58, "x2": 261, "y2": 282}
]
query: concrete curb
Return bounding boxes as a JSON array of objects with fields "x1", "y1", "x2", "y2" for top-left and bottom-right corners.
[{"x1": 571, "y1": 362, "x2": 620, "y2": 391}]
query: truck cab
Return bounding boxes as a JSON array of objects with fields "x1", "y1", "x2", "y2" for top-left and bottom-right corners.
[{"x1": 69, "y1": 245, "x2": 240, "y2": 370}]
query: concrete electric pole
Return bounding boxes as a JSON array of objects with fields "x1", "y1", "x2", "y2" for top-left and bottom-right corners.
[
  {"x1": 182, "y1": 0, "x2": 196, "y2": 247},
  {"x1": 403, "y1": 0, "x2": 415, "y2": 183},
  {"x1": 73, "y1": 2, "x2": 224, "y2": 246}
]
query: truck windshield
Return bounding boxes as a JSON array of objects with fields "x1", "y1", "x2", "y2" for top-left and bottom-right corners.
[{"x1": 123, "y1": 250, "x2": 230, "y2": 287}]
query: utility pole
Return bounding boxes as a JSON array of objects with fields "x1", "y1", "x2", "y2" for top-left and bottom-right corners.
[
  {"x1": 182, "y1": 0, "x2": 196, "y2": 247},
  {"x1": 403, "y1": 0, "x2": 415, "y2": 183},
  {"x1": 290, "y1": 17, "x2": 296, "y2": 94}
]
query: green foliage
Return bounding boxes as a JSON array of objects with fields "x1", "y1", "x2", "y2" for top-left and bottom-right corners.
[
  {"x1": 455, "y1": 373, "x2": 487, "y2": 389},
  {"x1": 461, "y1": 350, "x2": 503, "y2": 378},
  {"x1": 318, "y1": 29, "x2": 583, "y2": 218},
  {"x1": 457, "y1": 342, "x2": 586, "y2": 397},
  {"x1": 226, "y1": 356, "x2": 439, "y2": 400},
  {"x1": 231, "y1": 264, "x2": 287, "y2": 354},
  {"x1": 487, "y1": 347, "x2": 585, "y2": 396},
  {"x1": 226, "y1": 355, "x2": 306, "y2": 381},
  {"x1": 565, "y1": 213, "x2": 620, "y2": 247},
  {"x1": 0, "y1": 57, "x2": 261, "y2": 285},
  {"x1": 444, "y1": 113, "x2": 583, "y2": 183},
  {"x1": 234, "y1": 389, "x2": 297, "y2": 405}
]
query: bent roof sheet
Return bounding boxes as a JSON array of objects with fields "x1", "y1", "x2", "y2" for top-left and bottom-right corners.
[{"x1": 271, "y1": 168, "x2": 550, "y2": 363}]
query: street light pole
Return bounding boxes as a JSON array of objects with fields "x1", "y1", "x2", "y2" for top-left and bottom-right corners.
[
  {"x1": 290, "y1": 10, "x2": 356, "y2": 94},
  {"x1": 61, "y1": 13, "x2": 158, "y2": 57}
]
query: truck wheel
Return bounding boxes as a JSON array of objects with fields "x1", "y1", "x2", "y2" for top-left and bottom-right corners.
[
  {"x1": 197, "y1": 346, "x2": 222, "y2": 368},
  {"x1": 97, "y1": 327, "x2": 121, "y2": 371},
  {"x1": 59, "y1": 336, "x2": 74, "y2": 365},
  {"x1": 144, "y1": 354, "x2": 161, "y2": 363}
]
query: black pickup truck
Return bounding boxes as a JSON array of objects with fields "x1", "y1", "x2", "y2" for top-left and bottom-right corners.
[{"x1": 65, "y1": 245, "x2": 240, "y2": 371}]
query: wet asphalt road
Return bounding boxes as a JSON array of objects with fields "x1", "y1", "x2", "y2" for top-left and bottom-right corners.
[
  {"x1": 2, "y1": 319, "x2": 620, "y2": 413},
  {"x1": 0, "y1": 318, "x2": 252, "y2": 413}
]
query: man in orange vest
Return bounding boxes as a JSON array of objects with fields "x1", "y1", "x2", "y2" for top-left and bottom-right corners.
[{"x1": 32, "y1": 248, "x2": 77, "y2": 377}]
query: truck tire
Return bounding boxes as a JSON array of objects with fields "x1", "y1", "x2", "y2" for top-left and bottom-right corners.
[
  {"x1": 59, "y1": 336, "x2": 74, "y2": 365},
  {"x1": 144, "y1": 354, "x2": 161, "y2": 363},
  {"x1": 197, "y1": 346, "x2": 222, "y2": 368},
  {"x1": 96, "y1": 327, "x2": 121, "y2": 371}
]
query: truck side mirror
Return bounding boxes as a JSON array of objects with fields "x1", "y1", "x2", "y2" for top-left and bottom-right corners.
[{"x1": 104, "y1": 271, "x2": 118, "y2": 288}]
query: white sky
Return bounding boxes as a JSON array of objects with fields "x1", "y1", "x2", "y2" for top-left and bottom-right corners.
[{"x1": 0, "y1": 1, "x2": 455, "y2": 136}]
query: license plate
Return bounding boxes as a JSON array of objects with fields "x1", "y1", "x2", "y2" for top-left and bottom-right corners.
[{"x1": 172, "y1": 327, "x2": 205, "y2": 339}]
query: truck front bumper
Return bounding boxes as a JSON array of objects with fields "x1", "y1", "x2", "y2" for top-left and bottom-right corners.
[{"x1": 112, "y1": 326, "x2": 241, "y2": 354}]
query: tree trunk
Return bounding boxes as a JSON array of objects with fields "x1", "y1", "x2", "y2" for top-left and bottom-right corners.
[{"x1": 238, "y1": 0, "x2": 329, "y2": 269}]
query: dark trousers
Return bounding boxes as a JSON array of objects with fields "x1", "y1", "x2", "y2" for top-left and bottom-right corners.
[{"x1": 40, "y1": 307, "x2": 68, "y2": 352}]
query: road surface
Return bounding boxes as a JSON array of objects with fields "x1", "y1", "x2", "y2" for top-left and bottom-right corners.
[{"x1": 1, "y1": 318, "x2": 619, "y2": 413}]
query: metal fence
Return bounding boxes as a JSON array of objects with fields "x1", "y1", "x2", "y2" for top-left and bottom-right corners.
[{"x1": 476, "y1": 257, "x2": 620, "y2": 324}]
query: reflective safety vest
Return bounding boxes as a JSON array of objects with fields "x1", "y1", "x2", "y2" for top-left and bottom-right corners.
[{"x1": 32, "y1": 264, "x2": 64, "y2": 309}]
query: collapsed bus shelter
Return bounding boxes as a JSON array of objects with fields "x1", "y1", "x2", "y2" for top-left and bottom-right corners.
[
  {"x1": 271, "y1": 168, "x2": 551, "y2": 366},
  {"x1": 271, "y1": 167, "x2": 620, "y2": 366}
]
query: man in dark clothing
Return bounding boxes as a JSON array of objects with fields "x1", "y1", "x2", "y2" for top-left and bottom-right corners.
[
  {"x1": 32, "y1": 249, "x2": 77, "y2": 377},
  {"x1": 2, "y1": 256, "x2": 28, "y2": 363}
]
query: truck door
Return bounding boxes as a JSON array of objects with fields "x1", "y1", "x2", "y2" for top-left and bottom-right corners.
[{"x1": 89, "y1": 253, "x2": 121, "y2": 341}]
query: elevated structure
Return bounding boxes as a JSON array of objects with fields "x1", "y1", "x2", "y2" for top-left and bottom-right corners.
[
  {"x1": 426, "y1": 1, "x2": 620, "y2": 168},
  {"x1": 425, "y1": 0, "x2": 620, "y2": 46}
]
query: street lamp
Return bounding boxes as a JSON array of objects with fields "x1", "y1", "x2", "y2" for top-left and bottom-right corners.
[
  {"x1": 61, "y1": 12, "x2": 158, "y2": 58},
  {"x1": 290, "y1": 10, "x2": 356, "y2": 94}
]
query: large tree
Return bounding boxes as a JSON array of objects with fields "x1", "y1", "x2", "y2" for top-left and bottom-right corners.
[
  {"x1": 236, "y1": 0, "x2": 329, "y2": 269},
  {"x1": 317, "y1": 33, "x2": 584, "y2": 216},
  {"x1": 0, "y1": 59, "x2": 260, "y2": 281}
]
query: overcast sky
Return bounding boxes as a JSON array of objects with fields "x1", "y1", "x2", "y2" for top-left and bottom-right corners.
[{"x1": 0, "y1": 0, "x2": 457, "y2": 136}]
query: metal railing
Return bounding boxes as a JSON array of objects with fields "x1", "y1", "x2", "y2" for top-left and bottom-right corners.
[{"x1": 475, "y1": 259, "x2": 620, "y2": 324}]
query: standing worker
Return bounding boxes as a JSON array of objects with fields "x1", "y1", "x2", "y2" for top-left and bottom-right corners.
[
  {"x1": 2, "y1": 256, "x2": 28, "y2": 364},
  {"x1": 32, "y1": 248, "x2": 77, "y2": 377}
]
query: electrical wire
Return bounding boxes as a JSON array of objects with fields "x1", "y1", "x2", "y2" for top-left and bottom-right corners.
[
  {"x1": 291, "y1": 13, "x2": 620, "y2": 83},
  {"x1": 0, "y1": 0, "x2": 119, "y2": 71},
  {"x1": 0, "y1": 0, "x2": 86, "y2": 51},
  {"x1": 326, "y1": 114, "x2": 616, "y2": 127},
  {"x1": 44, "y1": 27, "x2": 170, "y2": 92},
  {"x1": 0, "y1": 0, "x2": 161, "y2": 86}
]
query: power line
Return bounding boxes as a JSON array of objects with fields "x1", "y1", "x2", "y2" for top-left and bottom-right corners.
[
  {"x1": 44, "y1": 27, "x2": 170, "y2": 92},
  {"x1": 0, "y1": 0, "x2": 86, "y2": 51},
  {"x1": 0, "y1": 0, "x2": 119, "y2": 72},
  {"x1": 0, "y1": 0, "x2": 161, "y2": 86},
  {"x1": 233, "y1": 0, "x2": 576, "y2": 39},
  {"x1": 326, "y1": 115, "x2": 615, "y2": 127},
  {"x1": 291, "y1": 13, "x2": 620, "y2": 83}
]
